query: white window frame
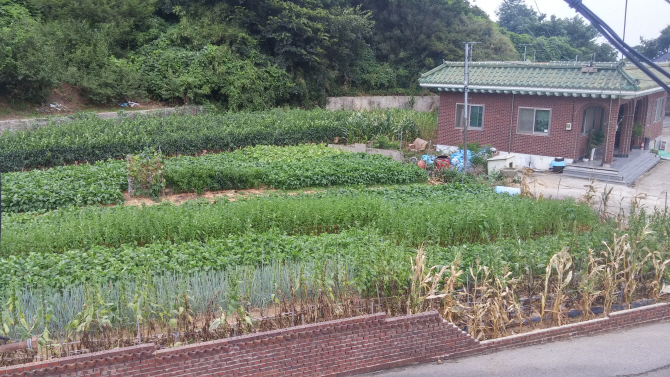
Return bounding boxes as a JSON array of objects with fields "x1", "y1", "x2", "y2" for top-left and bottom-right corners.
[
  {"x1": 455, "y1": 103, "x2": 485, "y2": 130},
  {"x1": 517, "y1": 107, "x2": 552, "y2": 136},
  {"x1": 654, "y1": 97, "x2": 665, "y2": 122}
]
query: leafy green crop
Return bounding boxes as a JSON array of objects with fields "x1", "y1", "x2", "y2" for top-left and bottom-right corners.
[
  {"x1": 1, "y1": 160, "x2": 126, "y2": 213},
  {"x1": 2, "y1": 144, "x2": 426, "y2": 212},
  {"x1": 0, "y1": 109, "x2": 421, "y2": 172},
  {"x1": 0, "y1": 184, "x2": 596, "y2": 257}
]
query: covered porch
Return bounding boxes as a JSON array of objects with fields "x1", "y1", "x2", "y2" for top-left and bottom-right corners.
[{"x1": 563, "y1": 147, "x2": 660, "y2": 185}]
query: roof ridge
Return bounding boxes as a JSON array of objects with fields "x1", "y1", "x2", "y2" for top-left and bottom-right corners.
[
  {"x1": 438, "y1": 61, "x2": 619, "y2": 69},
  {"x1": 420, "y1": 63, "x2": 448, "y2": 78},
  {"x1": 617, "y1": 64, "x2": 640, "y2": 89}
]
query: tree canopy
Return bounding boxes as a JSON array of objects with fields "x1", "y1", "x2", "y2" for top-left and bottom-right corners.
[
  {"x1": 636, "y1": 25, "x2": 670, "y2": 61},
  {"x1": 0, "y1": 0, "x2": 524, "y2": 108},
  {"x1": 495, "y1": 0, "x2": 617, "y2": 63}
]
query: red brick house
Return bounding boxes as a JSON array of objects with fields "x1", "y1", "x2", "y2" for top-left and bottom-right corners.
[{"x1": 419, "y1": 61, "x2": 669, "y2": 171}]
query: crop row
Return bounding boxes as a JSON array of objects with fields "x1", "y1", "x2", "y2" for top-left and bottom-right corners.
[
  {"x1": 2, "y1": 145, "x2": 426, "y2": 212},
  {"x1": 0, "y1": 228, "x2": 616, "y2": 335},
  {"x1": 0, "y1": 109, "x2": 421, "y2": 172},
  {"x1": 0, "y1": 184, "x2": 596, "y2": 257},
  {"x1": 1, "y1": 228, "x2": 612, "y2": 292},
  {"x1": 165, "y1": 146, "x2": 425, "y2": 193}
]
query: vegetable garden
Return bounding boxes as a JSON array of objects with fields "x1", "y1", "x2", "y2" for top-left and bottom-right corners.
[{"x1": 0, "y1": 110, "x2": 668, "y2": 367}]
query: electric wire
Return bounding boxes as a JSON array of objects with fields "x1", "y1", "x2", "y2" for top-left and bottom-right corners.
[
  {"x1": 573, "y1": 2, "x2": 670, "y2": 80},
  {"x1": 564, "y1": 0, "x2": 670, "y2": 93}
]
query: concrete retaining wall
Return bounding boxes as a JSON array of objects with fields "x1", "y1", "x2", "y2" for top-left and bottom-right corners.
[
  {"x1": 328, "y1": 143, "x2": 404, "y2": 162},
  {"x1": 0, "y1": 107, "x2": 204, "y2": 134},
  {"x1": 326, "y1": 96, "x2": 439, "y2": 112},
  {"x1": 3, "y1": 302, "x2": 669, "y2": 377}
]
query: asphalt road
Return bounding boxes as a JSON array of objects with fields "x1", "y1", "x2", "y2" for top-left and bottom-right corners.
[{"x1": 356, "y1": 321, "x2": 670, "y2": 377}]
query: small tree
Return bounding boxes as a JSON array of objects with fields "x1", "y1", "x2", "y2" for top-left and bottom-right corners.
[
  {"x1": 588, "y1": 129, "x2": 605, "y2": 160},
  {"x1": 127, "y1": 147, "x2": 165, "y2": 200}
]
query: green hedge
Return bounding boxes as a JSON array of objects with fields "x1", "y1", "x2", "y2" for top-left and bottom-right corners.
[{"x1": 0, "y1": 109, "x2": 421, "y2": 172}]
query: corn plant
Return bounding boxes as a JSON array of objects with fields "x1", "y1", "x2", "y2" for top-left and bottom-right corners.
[{"x1": 542, "y1": 248, "x2": 572, "y2": 327}]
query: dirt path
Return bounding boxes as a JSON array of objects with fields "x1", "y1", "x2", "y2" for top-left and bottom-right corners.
[{"x1": 122, "y1": 188, "x2": 275, "y2": 206}]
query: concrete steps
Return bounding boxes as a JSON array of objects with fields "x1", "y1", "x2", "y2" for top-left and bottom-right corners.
[
  {"x1": 563, "y1": 165, "x2": 625, "y2": 183},
  {"x1": 620, "y1": 152, "x2": 661, "y2": 185},
  {"x1": 562, "y1": 152, "x2": 660, "y2": 186}
]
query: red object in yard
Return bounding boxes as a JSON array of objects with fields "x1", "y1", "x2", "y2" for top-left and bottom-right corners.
[
  {"x1": 417, "y1": 160, "x2": 426, "y2": 169},
  {"x1": 434, "y1": 156, "x2": 451, "y2": 171}
]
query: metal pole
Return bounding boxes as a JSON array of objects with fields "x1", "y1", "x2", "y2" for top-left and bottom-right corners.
[
  {"x1": 622, "y1": 0, "x2": 628, "y2": 60},
  {"x1": 520, "y1": 44, "x2": 533, "y2": 61},
  {"x1": 463, "y1": 42, "x2": 470, "y2": 171}
]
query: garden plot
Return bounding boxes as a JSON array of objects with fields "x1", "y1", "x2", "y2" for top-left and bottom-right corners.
[{"x1": 0, "y1": 111, "x2": 668, "y2": 368}]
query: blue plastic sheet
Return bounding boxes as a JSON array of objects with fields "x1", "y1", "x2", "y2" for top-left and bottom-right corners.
[
  {"x1": 450, "y1": 149, "x2": 473, "y2": 172},
  {"x1": 421, "y1": 155, "x2": 436, "y2": 165}
]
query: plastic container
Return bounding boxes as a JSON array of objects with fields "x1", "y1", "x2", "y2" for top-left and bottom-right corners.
[{"x1": 494, "y1": 186, "x2": 521, "y2": 196}]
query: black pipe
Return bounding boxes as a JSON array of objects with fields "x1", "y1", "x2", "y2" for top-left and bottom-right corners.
[
  {"x1": 575, "y1": 2, "x2": 670, "y2": 80},
  {"x1": 582, "y1": 14, "x2": 670, "y2": 94},
  {"x1": 564, "y1": 0, "x2": 670, "y2": 93}
]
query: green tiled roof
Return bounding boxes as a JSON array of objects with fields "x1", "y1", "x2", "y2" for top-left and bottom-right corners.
[{"x1": 419, "y1": 61, "x2": 670, "y2": 95}]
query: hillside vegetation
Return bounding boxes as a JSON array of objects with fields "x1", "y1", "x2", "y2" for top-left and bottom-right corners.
[{"x1": 0, "y1": 0, "x2": 519, "y2": 108}]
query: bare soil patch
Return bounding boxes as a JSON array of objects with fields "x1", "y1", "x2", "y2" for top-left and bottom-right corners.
[{"x1": 122, "y1": 188, "x2": 276, "y2": 207}]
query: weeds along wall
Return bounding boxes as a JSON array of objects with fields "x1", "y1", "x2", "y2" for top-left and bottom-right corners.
[{"x1": 3, "y1": 304, "x2": 670, "y2": 377}]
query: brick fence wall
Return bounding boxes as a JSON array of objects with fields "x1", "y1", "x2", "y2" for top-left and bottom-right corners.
[{"x1": 3, "y1": 303, "x2": 669, "y2": 377}]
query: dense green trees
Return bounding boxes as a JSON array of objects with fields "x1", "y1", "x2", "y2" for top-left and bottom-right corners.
[
  {"x1": 0, "y1": 0, "x2": 522, "y2": 108},
  {"x1": 495, "y1": 0, "x2": 617, "y2": 62},
  {"x1": 636, "y1": 25, "x2": 670, "y2": 60}
]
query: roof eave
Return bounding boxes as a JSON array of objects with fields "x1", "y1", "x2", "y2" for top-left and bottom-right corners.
[{"x1": 419, "y1": 83, "x2": 665, "y2": 99}]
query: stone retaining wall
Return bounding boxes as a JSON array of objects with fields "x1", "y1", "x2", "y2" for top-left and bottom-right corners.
[
  {"x1": 326, "y1": 96, "x2": 439, "y2": 112},
  {"x1": 2, "y1": 303, "x2": 669, "y2": 377}
]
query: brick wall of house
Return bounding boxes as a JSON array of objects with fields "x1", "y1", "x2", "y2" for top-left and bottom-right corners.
[
  {"x1": 646, "y1": 91, "x2": 667, "y2": 145},
  {"x1": 437, "y1": 91, "x2": 621, "y2": 160},
  {"x1": 3, "y1": 303, "x2": 670, "y2": 377}
]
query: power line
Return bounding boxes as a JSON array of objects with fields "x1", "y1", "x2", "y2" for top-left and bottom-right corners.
[{"x1": 564, "y1": 0, "x2": 670, "y2": 93}]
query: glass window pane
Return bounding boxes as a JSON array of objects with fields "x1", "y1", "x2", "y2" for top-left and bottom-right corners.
[
  {"x1": 535, "y1": 110, "x2": 550, "y2": 133},
  {"x1": 656, "y1": 98, "x2": 665, "y2": 122},
  {"x1": 455, "y1": 104, "x2": 464, "y2": 128},
  {"x1": 582, "y1": 107, "x2": 595, "y2": 134},
  {"x1": 518, "y1": 108, "x2": 534, "y2": 133},
  {"x1": 470, "y1": 106, "x2": 483, "y2": 128}
]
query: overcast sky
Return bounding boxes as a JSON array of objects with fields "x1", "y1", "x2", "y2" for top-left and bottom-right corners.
[{"x1": 471, "y1": 0, "x2": 670, "y2": 45}]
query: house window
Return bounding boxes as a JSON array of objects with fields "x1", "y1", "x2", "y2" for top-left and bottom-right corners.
[
  {"x1": 455, "y1": 104, "x2": 484, "y2": 130},
  {"x1": 582, "y1": 106, "x2": 606, "y2": 134},
  {"x1": 517, "y1": 107, "x2": 551, "y2": 135},
  {"x1": 654, "y1": 97, "x2": 665, "y2": 122}
]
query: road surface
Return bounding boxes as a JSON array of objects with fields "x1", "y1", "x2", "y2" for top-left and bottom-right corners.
[{"x1": 356, "y1": 321, "x2": 670, "y2": 377}]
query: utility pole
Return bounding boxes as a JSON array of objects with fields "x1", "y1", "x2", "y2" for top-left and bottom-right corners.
[
  {"x1": 520, "y1": 44, "x2": 533, "y2": 61},
  {"x1": 462, "y1": 42, "x2": 475, "y2": 172},
  {"x1": 533, "y1": 50, "x2": 537, "y2": 63},
  {"x1": 621, "y1": 0, "x2": 629, "y2": 60}
]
